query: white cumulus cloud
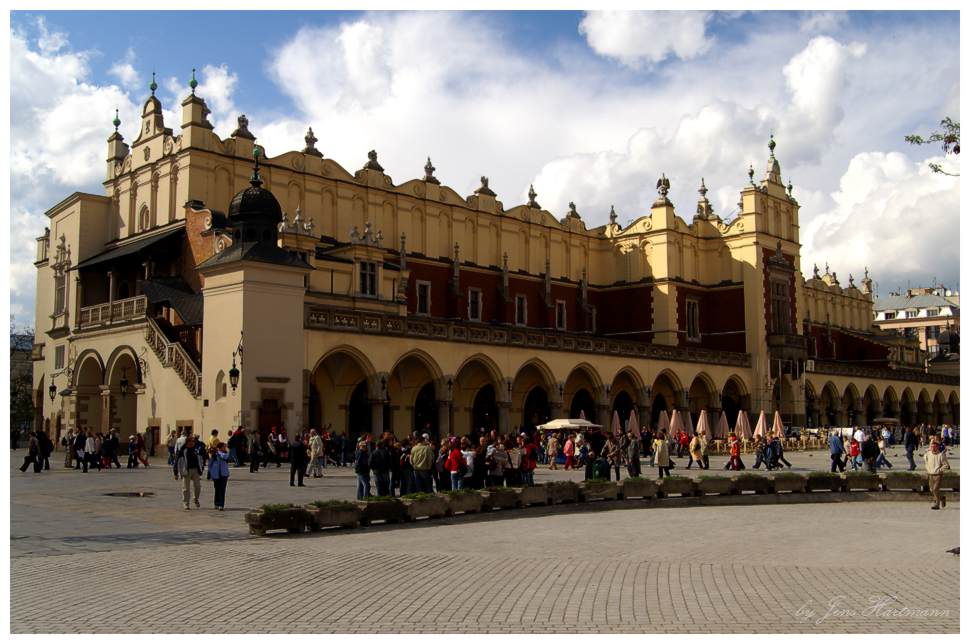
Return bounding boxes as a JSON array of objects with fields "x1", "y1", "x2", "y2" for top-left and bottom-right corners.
[
  {"x1": 579, "y1": 11, "x2": 713, "y2": 68},
  {"x1": 109, "y1": 47, "x2": 140, "y2": 88}
]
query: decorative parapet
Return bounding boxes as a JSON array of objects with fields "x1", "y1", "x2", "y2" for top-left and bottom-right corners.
[
  {"x1": 809, "y1": 359, "x2": 959, "y2": 387},
  {"x1": 305, "y1": 305, "x2": 752, "y2": 368}
]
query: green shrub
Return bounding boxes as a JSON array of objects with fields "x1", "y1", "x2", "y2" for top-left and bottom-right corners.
[
  {"x1": 585, "y1": 478, "x2": 610, "y2": 484},
  {"x1": 444, "y1": 488, "x2": 479, "y2": 497},
  {"x1": 735, "y1": 473, "x2": 767, "y2": 482},
  {"x1": 401, "y1": 492, "x2": 437, "y2": 501},
  {"x1": 310, "y1": 499, "x2": 356, "y2": 509},
  {"x1": 772, "y1": 471, "x2": 806, "y2": 480},
  {"x1": 546, "y1": 481, "x2": 577, "y2": 487},
  {"x1": 260, "y1": 503, "x2": 298, "y2": 513},
  {"x1": 844, "y1": 470, "x2": 877, "y2": 477},
  {"x1": 363, "y1": 495, "x2": 400, "y2": 503},
  {"x1": 698, "y1": 475, "x2": 731, "y2": 481},
  {"x1": 807, "y1": 471, "x2": 841, "y2": 479},
  {"x1": 663, "y1": 475, "x2": 689, "y2": 481}
]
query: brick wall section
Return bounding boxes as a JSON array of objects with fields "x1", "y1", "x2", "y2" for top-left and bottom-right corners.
[
  {"x1": 677, "y1": 284, "x2": 746, "y2": 352},
  {"x1": 805, "y1": 323, "x2": 891, "y2": 366},
  {"x1": 594, "y1": 285, "x2": 654, "y2": 342},
  {"x1": 182, "y1": 208, "x2": 216, "y2": 292}
]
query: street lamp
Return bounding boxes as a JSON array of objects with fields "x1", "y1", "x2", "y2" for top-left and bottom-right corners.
[
  {"x1": 228, "y1": 331, "x2": 243, "y2": 393},
  {"x1": 119, "y1": 368, "x2": 129, "y2": 397},
  {"x1": 48, "y1": 381, "x2": 56, "y2": 402}
]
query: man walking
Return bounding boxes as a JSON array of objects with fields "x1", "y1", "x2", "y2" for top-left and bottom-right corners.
[
  {"x1": 828, "y1": 429, "x2": 845, "y2": 472},
  {"x1": 354, "y1": 439, "x2": 371, "y2": 499},
  {"x1": 904, "y1": 426, "x2": 918, "y2": 471},
  {"x1": 173, "y1": 434, "x2": 203, "y2": 509},
  {"x1": 924, "y1": 438, "x2": 951, "y2": 510},
  {"x1": 63, "y1": 427, "x2": 75, "y2": 468},
  {"x1": 18, "y1": 431, "x2": 40, "y2": 473},
  {"x1": 410, "y1": 433, "x2": 435, "y2": 493},
  {"x1": 371, "y1": 437, "x2": 393, "y2": 496}
]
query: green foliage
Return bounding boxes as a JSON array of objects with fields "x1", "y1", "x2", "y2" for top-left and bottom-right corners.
[
  {"x1": 363, "y1": 495, "x2": 400, "y2": 503},
  {"x1": 401, "y1": 492, "x2": 437, "y2": 501},
  {"x1": 735, "y1": 473, "x2": 768, "y2": 482},
  {"x1": 807, "y1": 471, "x2": 842, "y2": 479},
  {"x1": 310, "y1": 499, "x2": 357, "y2": 509},
  {"x1": 444, "y1": 488, "x2": 479, "y2": 497},
  {"x1": 260, "y1": 503, "x2": 298, "y2": 512},
  {"x1": 585, "y1": 478, "x2": 611, "y2": 484},
  {"x1": 905, "y1": 117, "x2": 960, "y2": 176}
]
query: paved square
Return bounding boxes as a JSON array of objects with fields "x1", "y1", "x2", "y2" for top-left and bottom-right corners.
[{"x1": 9, "y1": 448, "x2": 960, "y2": 633}]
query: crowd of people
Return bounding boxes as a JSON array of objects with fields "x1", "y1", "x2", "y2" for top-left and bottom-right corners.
[{"x1": 12, "y1": 420, "x2": 958, "y2": 511}]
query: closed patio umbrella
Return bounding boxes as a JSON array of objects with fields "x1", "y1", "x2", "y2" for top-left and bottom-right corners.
[
  {"x1": 657, "y1": 409, "x2": 670, "y2": 434},
  {"x1": 772, "y1": 410, "x2": 786, "y2": 438},
  {"x1": 695, "y1": 409, "x2": 711, "y2": 439},
  {"x1": 668, "y1": 409, "x2": 684, "y2": 436},
  {"x1": 733, "y1": 410, "x2": 751, "y2": 441},
  {"x1": 627, "y1": 408, "x2": 640, "y2": 436},
  {"x1": 753, "y1": 410, "x2": 768, "y2": 438},
  {"x1": 684, "y1": 410, "x2": 695, "y2": 436},
  {"x1": 611, "y1": 410, "x2": 622, "y2": 438}
]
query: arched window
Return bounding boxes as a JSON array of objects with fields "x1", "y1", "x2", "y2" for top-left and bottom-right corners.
[
  {"x1": 138, "y1": 206, "x2": 150, "y2": 232},
  {"x1": 215, "y1": 370, "x2": 227, "y2": 400}
]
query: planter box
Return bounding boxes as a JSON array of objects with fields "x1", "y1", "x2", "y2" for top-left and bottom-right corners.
[
  {"x1": 696, "y1": 477, "x2": 736, "y2": 496},
  {"x1": 519, "y1": 485, "x2": 551, "y2": 506},
  {"x1": 806, "y1": 473, "x2": 844, "y2": 492},
  {"x1": 444, "y1": 491, "x2": 484, "y2": 515},
  {"x1": 734, "y1": 474, "x2": 772, "y2": 495},
  {"x1": 356, "y1": 498, "x2": 406, "y2": 526},
  {"x1": 305, "y1": 503, "x2": 361, "y2": 530},
  {"x1": 940, "y1": 471, "x2": 960, "y2": 491},
  {"x1": 843, "y1": 473, "x2": 881, "y2": 491},
  {"x1": 658, "y1": 477, "x2": 696, "y2": 497},
  {"x1": 245, "y1": 506, "x2": 311, "y2": 536},
  {"x1": 401, "y1": 495, "x2": 449, "y2": 521},
  {"x1": 546, "y1": 482, "x2": 580, "y2": 504},
  {"x1": 481, "y1": 487, "x2": 523, "y2": 510},
  {"x1": 880, "y1": 472, "x2": 925, "y2": 492},
  {"x1": 771, "y1": 474, "x2": 808, "y2": 494},
  {"x1": 619, "y1": 478, "x2": 658, "y2": 500},
  {"x1": 580, "y1": 480, "x2": 619, "y2": 501}
]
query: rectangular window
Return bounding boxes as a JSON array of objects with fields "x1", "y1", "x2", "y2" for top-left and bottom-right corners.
[
  {"x1": 927, "y1": 325, "x2": 940, "y2": 340},
  {"x1": 416, "y1": 281, "x2": 431, "y2": 315},
  {"x1": 926, "y1": 308, "x2": 940, "y2": 317},
  {"x1": 53, "y1": 273, "x2": 66, "y2": 315},
  {"x1": 468, "y1": 288, "x2": 482, "y2": 321},
  {"x1": 555, "y1": 300, "x2": 567, "y2": 331},
  {"x1": 884, "y1": 311, "x2": 897, "y2": 320},
  {"x1": 515, "y1": 294, "x2": 527, "y2": 326},
  {"x1": 54, "y1": 345, "x2": 65, "y2": 370},
  {"x1": 358, "y1": 261, "x2": 377, "y2": 297},
  {"x1": 770, "y1": 279, "x2": 791, "y2": 334},
  {"x1": 686, "y1": 298, "x2": 701, "y2": 341},
  {"x1": 905, "y1": 310, "x2": 918, "y2": 319}
]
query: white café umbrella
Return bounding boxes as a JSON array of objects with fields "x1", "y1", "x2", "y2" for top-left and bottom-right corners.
[
  {"x1": 669, "y1": 409, "x2": 684, "y2": 436},
  {"x1": 772, "y1": 410, "x2": 786, "y2": 438},
  {"x1": 695, "y1": 409, "x2": 711, "y2": 439},
  {"x1": 536, "y1": 418, "x2": 602, "y2": 431},
  {"x1": 657, "y1": 409, "x2": 670, "y2": 434},
  {"x1": 753, "y1": 410, "x2": 768, "y2": 438},
  {"x1": 611, "y1": 410, "x2": 622, "y2": 438},
  {"x1": 627, "y1": 408, "x2": 640, "y2": 436},
  {"x1": 684, "y1": 410, "x2": 695, "y2": 436},
  {"x1": 734, "y1": 410, "x2": 752, "y2": 441}
]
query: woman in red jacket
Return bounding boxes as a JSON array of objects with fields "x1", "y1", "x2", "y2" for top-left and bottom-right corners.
[{"x1": 444, "y1": 437, "x2": 465, "y2": 489}]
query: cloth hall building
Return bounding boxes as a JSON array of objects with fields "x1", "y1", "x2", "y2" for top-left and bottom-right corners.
[{"x1": 30, "y1": 81, "x2": 960, "y2": 448}]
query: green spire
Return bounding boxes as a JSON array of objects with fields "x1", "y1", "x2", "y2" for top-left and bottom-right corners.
[
  {"x1": 189, "y1": 68, "x2": 198, "y2": 95},
  {"x1": 768, "y1": 132, "x2": 776, "y2": 156},
  {"x1": 149, "y1": 71, "x2": 157, "y2": 96},
  {"x1": 250, "y1": 145, "x2": 262, "y2": 186},
  {"x1": 112, "y1": 108, "x2": 121, "y2": 132}
]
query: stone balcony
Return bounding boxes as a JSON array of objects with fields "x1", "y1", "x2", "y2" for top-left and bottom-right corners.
[{"x1": 77, "y1": 295, "x2": 147, "y2": 329}]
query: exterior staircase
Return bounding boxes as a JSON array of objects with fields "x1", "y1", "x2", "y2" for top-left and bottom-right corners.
[{"x1": 145, "y1": 317, "x2": 202, "y2": 398}]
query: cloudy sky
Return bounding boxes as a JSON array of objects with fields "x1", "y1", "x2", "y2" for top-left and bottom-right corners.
[{"x1": 8, "y1": 10, "x2": 960, "y2": 326}]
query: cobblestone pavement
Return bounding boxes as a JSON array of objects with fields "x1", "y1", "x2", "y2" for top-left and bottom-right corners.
[{"x1": 8, "y1": 448, "x2": 960, "y2": 634}]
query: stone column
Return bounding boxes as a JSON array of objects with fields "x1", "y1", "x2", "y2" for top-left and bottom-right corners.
[
  {"x1": 637, "y1": 405, "x2": 651, "y2": 431},
  {"x1": 596, "y1": 404, "x2": 610, "y2": 430},
  {"x1": 498, "y1": 401, "x2": 511, "y2": 435},
  {"x1": 107, "y1": 270, "x2": 116, "y2": 321},
  {"x1": 549, "y1": 400, "x2": 564, "y2": 420},
  {"x1": 437, "y1": 400, "x2": 451, "y2": 437},
  {"x1": 74, "y1": 276, "x2": 83, "y2": 330},
  {"x1": 369, "y1": 399, "x2": 384, "y2": 437},
  {"x1": 99, "y1": 385, "x2": 112, "y2": 435}
]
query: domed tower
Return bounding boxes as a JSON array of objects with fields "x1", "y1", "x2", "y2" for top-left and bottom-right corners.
[
  {"x1": 198, "y1": 144, "x2": 312, "y2": 437},
  {"x1": 227, "y1": 147, "x2": 283, "y2": 245}
]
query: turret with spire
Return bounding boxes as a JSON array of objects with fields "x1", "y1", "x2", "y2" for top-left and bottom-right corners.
[
  {"x1": 694, "y1": 177, "x2": 715, "y2": 221},
  {"x1": 181, "y1": 67, "x2": 215, "y2": 145},
  {"x1": 106, "y1": 107, "x2": 129, "y2": 181}
]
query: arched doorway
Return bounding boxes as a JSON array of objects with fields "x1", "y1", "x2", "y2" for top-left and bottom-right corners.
[
  {"x1": 611, "y1": 390, "x2": 634, "y2": 425},
  {"x1": 863, "y1": 386, "x2": 880, "y2": 426},
  {"x1": 413, "y1": 382, "x2": 438, "y2": 439},
  {"x1": 348, "y1": 381, "x2": 372, "y2": 441},
  {"x1": 569, "y1": 388, "x2": 596, "y2": 420},
  {"x1": 842, "y1": 385, "x2": 860, "y2": 426},
  {"x1": 454, "y1": 355, "x2": 503, "y2": 436},
  {"x1": 651, "y1": 371, "x2": 683, "y2": 428},
  {"x1": 721, "y1": 376, "x2": 747, "y2": 429},
  {"x1": 687, "y1": 373, "x2": 716, "y2": 428},
  {"x1": 882, "y1": 387, "x2": 899, "y2": 422},
  {"x1": 471, "y1": 384, "x2": 498, "y2": 436},
  {"x1": 310, "y1": 348, "x2": 373, "y2": 438},
  {"x1": 107, "y1": 352, "x2": 138, "y2": 437},
  {"x1": 948, "y1": 391, "x2": 959, "y2": 426},
  {"x1": 73, "y1": 353, "x2": 104, "y2": 433},
  {"x1": 900, "y1": 388, "x2": 916, "y2": 426},
  {"x1": 522, "y1": 387, "x2": 550, "y2": 433}
]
